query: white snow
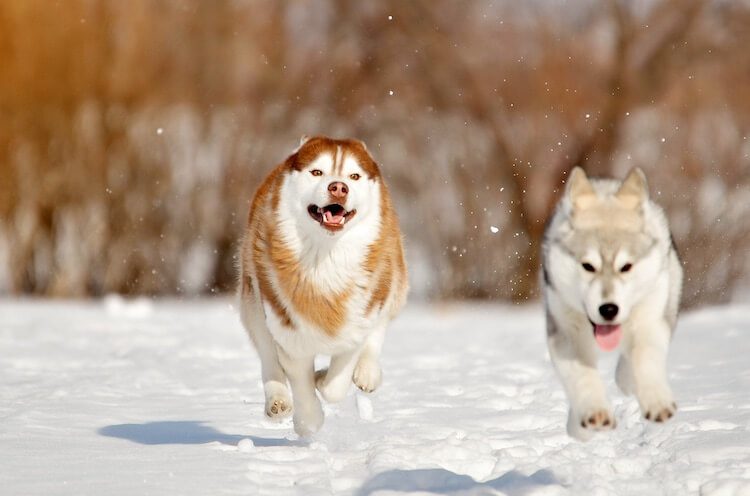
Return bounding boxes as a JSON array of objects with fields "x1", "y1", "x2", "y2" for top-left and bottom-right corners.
[{"x1": 1, "y1": 299, "x2": 749, "y2": 495}]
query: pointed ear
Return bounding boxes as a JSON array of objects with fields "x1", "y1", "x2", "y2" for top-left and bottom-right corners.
[
  {"x1": 291, "y1": 135, "x2": 312, "y2": 155},
  {"x1": 567, "y1": 167, "x2": 597, "y2": 210},
  {"x1": 616, "y1": 167, "x2": 648, "y2": 209}
]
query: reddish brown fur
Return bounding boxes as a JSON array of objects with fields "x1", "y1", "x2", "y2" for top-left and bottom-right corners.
[
  {"x1": 364, "y1": 180, "x2": 406, "y2": 316},
  {"x1": 244, "y1": 166, "x2": 294, "y2": 328},
  {"x1": 287, "y1": 136, "x2": 381, "y2": 179},
  {"x1": 267, "y1": 226, "x2": 351, "y2": 335}
]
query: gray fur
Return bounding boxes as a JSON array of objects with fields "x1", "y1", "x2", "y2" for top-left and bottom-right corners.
[{"x1": 541, "y1": 167, "x2": 683, "y2": 440}]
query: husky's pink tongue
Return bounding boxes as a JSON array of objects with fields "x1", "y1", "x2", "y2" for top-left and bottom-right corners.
[
  {"x1": 594, "y1": 324, "x2": 622, "y2": 351},
  {"x1": 323, "y1": 210, "x2": 345, "y2": 224}
]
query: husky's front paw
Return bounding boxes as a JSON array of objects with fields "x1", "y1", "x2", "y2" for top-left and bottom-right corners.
[
  {"x1": 638, "y1": 386, "x2": 676, "y2": 423},
  {"x1": 641, "y1": 398, "x2": 677, "y2": 422},
  {"x1": 644, "y1": 403, "x2": 676, "y2": 422},
  {"x1": 577, "y1": 408, "x2": 616, "y2": 430},
  {"x1": 353, "y1": 358, "x2": 382, "y2": 393}
]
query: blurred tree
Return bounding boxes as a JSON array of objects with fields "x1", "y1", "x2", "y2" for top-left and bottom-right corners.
[{"x1": 0, "y1": 0, "x2": 748, "y2": 307}]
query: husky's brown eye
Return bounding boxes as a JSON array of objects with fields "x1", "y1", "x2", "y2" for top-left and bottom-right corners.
[
  {"x1": 582, "y1": 262, "x2": 596, "y2": 273},
  {"x1": 310, "y1": 169, "x2": 323, "y2": 177},
  {"x1": 620, "y1": 263, "x2": 633, "y2": 273},
  {"x1": 349, "y1": 173, "x2": 361, "y2": 181}
]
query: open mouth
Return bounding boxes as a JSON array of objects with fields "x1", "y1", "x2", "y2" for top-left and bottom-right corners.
[
  {"x1": 307, "y1": 204, "x2": 357, "y2": 232},
  {"x1": 589, "y1": 319, "x2": 622, "y2": 352}
]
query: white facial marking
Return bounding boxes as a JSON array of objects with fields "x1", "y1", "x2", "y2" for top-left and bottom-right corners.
[
  {"x1": 341, "y1": 155, "x2": 363, "y2": 179},
  {"x1": 614, "y1": 250, "x2": 631, "y2": 272},
  {"x1": 581, "y1": 249, "x2": 601, "y2": 272},
  {"x1": 306, "y1": 153, "x2": 334, "y2": 176},
  {"x1": 335, "y1": 145, "x2": 343, "y2": 175}
]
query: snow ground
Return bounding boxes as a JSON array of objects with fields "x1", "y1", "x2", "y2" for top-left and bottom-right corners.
[{"x1": 1, "y1": 298, "x2": 749, "y2": 496}]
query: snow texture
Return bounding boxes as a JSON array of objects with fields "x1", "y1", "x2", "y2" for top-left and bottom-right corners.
[{"x1": 1, "y1": 298, "x2": 749, "y2": 495}]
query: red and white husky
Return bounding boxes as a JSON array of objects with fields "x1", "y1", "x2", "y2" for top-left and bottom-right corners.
[{"x1": 238, "y1": 136, "x2": 408, "y2": 436}]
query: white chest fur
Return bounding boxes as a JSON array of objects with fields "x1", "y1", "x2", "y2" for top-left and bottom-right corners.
[{"x1": 262, "y1": 180, "x2": 385, "y2": 357}]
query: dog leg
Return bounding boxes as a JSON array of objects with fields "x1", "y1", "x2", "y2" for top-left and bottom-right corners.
[
  {"x1": 548, "y1": 333, "x2": 615, "y2": 440},
  {"x1": 239, "y1": 292, "x2": 292, "y2": 419},
  {"x1": 353, "y1": 323, "x2": 386, "y2": 393},
  {"x1": 615, "y1": 354, "x2": 635, "y2": 396},
  {"x1": 315, "y1": 347, "x2": 363, "y2": 403},
  {"x1": 277, "y1": 349, "x2": 323, "y2": 437},
  {"x1": 627, "y1": 320, "x2": 676, "y2": 422}
]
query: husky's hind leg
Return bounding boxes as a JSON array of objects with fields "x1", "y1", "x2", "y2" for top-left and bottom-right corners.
[
  {"x1": 615, "y1": 354, "x2": 635, "y2": 396},
  {"x1": 315, "y1": 322, "x2": 387, "y2": 401},
  {"x1": 353, "y1": 322, "x2": 386, "y2": 393},
  {"x1": 239, "y1": 283, "x2": 292, "y2": 419},
  {"x1": 315, "y1": 346, "x2": 363, "y2": 403}
]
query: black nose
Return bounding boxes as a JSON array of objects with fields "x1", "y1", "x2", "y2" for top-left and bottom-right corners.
[{"x1": 599, "y1": 303, "x2": 619, "y2": 321}]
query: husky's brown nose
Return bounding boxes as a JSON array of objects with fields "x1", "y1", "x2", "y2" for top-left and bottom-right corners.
[{"x1": 328, "y1": 181, "x2": 348, "y2": 200}]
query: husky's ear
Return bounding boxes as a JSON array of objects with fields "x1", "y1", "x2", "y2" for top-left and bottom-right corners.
[
  {"x1": 292, "y1": 135, "x2": 312, "y2": 154},
  {"x1": 567, "y1": 167, "x2": 597, "y2": 210},
  {"x1": 616, "y1": 167, "x2": 648, "y2": 209}
]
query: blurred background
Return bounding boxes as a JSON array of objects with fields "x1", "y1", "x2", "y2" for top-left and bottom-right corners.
[{"x1": 1, "y1": 0, "x2": 748, "y2": 308}]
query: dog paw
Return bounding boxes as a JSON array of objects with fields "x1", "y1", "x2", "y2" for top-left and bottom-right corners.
[
  {"x1": 293, "y1": 402, "x2": 324, "y2": 438},
  {"x1": 578, "y1": 408, "x2": 616, "y2": 430},
  {"x1": 637, "y1": 385, "x2": 677, "y2": 423},
  {"x1": 643, "y1": 400, "x2": 677, "y2": 423},
  {"x1": 353, "y1": 358, "x2": 381, "y2": 393},
  {"x1": 263, "y1": 380, "x2": 292, "y2": 419},
  {"x1": 265, "y1": 396, "x2": 292, "y2": 419}
]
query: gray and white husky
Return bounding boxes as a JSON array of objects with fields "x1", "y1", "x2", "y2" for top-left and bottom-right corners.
[{"x1": 541, "y1": 166, "x2": 683, "y2": 440}]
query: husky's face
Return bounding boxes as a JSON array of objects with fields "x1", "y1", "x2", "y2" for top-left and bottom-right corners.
[
  {"x1": 562, "y1": 228, "x2": 659, "y2": 327},
  {"x1": 283, "y1": 136, "x2": 381, "y2": 237},
  {"x1": 551, "y1": 167, "x2": 662, "y2": 351}
]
